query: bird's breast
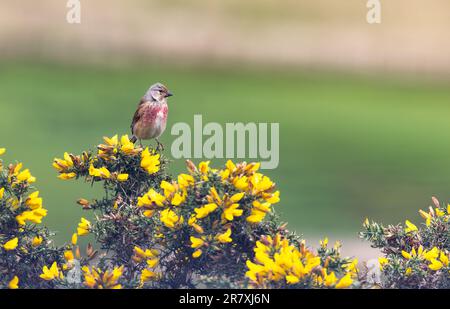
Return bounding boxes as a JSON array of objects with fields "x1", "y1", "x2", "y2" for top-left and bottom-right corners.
[
  {"x1": 142, "y1": 102, "x2": 168, "y2": 123},
  {"x1": 135, "y1": 102, "x2": 168, "y2": 139}
]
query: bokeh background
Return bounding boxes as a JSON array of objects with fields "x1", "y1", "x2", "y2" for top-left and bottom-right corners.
[{"x1": 1, "y1": 1, "x2": 449, "y2": 259}]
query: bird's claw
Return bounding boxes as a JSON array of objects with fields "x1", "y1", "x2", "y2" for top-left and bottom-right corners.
[{"x1": 156, "y1": 140, "x2": 165, "y2": 152}]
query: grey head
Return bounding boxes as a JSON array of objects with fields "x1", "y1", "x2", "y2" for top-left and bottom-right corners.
[{"x1": 144, "y1": 82, "x2": 173, "y2": 103}]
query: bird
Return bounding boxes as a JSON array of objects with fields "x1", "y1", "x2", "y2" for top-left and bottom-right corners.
[{"x1": 130, "y1": 83, "x2": 173, "y2": 150}]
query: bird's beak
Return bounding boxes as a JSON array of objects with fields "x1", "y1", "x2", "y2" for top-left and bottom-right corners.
[{"x1": 166, "y1": 91, "x2": 173, "y2": 97}]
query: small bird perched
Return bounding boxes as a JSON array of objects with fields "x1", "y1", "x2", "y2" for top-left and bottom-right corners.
[{"x1": 130, "y1": 83, "x2": 173, "y2": 150}]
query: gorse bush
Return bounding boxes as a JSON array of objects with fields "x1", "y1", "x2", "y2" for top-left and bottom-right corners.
[
  {"x1": 53, "y1": 135, "x2": 286, "y2": 288},
  {"x1": 0, "y1": 135, "x2": 448, "y2": 289},
  {"x1": 0, "y1": 148, "x2": 64, "y2": 289},
  {"x1": 361, "y1": 197, "x2": 450, "y2": 288},
  {"x1": 245, "y1": 235, "x2": 357, "y2": 288}
]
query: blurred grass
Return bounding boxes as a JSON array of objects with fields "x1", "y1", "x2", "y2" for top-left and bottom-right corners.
[{"x1": 0, "y1": 61, "x2": 449, "y2": 244}]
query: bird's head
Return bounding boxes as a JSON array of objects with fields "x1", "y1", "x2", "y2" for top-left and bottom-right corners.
[{"x1": 145, "y1": 83, "x2": 173, "y2": 103}]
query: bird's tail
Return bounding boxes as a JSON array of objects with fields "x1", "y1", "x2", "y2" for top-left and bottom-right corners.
[{"x1": 130, "y1": 135, "x2": 138, "y2": 143}]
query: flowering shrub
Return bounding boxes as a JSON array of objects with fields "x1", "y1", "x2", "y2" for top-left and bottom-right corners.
[
  {"x1": 245, "y1": 235, "x2": 357, "y2": 288},
  {"x1": 360, "y1": 196, "x2": 450, "y2": 288},
  {"x1": 52, "y1": 135, "x2": 291, "y2": 288},
  {"x1": 0, "y1": 148, "x2": 64, "y2": 289},
  {"x1": 17, "y1": 133, "x2": 450, "y2": 289},
  {"x1": 53, "y1": 135, "x2": 169, "y2": 288}
]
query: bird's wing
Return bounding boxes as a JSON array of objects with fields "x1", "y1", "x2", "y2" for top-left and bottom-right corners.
[{"x1": 130, "y1": 98, "x2": 147, "y2": 134}]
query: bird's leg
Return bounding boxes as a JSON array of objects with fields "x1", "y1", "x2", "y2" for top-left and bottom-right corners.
[
  {"x1": 139, "y1": 139, "x2": 143, "y2": 148},
  {"x1": 156, "y1": 138, "x2": 164, "y2": 151}
]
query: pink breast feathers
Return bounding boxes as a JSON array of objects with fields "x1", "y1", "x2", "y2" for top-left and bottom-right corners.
[{"x1": 143, "y1": 103, "x2": 168, "y2": 123}]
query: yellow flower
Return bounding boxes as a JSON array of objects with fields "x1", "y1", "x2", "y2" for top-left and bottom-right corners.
[
  {"x1": 133, "y1": 246, "x2": 159, "y2": 263},
  {"x1": 104, "y1": 134, "x2": 119, "y2": 146},
  {"x1": 147, "y1": 258, "x2": 159, "y2": 268},
  {"x1": 429, "y1": 259, "x2": 443, "y2": 271},
  {"x1": 404, "y1": 220, "x2": 418, "y2": 233},
  {"x1": 216, "y1": 228, "x2": 232, "y2": 243},
  {"x1": 170, "y1": 192, "x2": 184, "y2": 206},
  {"x1": 117, "y1": 174, "x2": 129, "y2": 182},
  {"x1": 32, "y1": 236, "x2": 43, "y2": 247},
  {"x1": 401, "y1": 250, "x2": 412, "y2": 259},
  {"x1": 71, "y1": 233, "x2": 78, "y2": 245},
  {"x1": 194, "y1": 203, "x2": 218, "y2": 219},
  {"x1": 140, "y1": 269, "x2": 157, "y2": 283},
  {"x1": 378, "y1": 257, "x2": 389, "y2": 270},
  {"x1": 16, "y1": 208, "x2": 48, "y2": 225},
  {"x1": 8, "y1": 276, "x2": 19, "y2": 289},
  {"x1": 58, "y1": 172, "x2": 77, "y2": 180},
  {"x1": 40, "y1": 262, "x2": 63, "y2": 281},
  {"x1": 335, "y1": 273, "x2": 353, "y2": 289},
  {"x1": 323, "y1": 271, "x2": 338, "y2": 286},
  {"x1": 249, "y1": 173, "x2": 274, "y2": 195},
  {"x1": 199, "y1": 161, "x2": 210, "y2": 174},
  {"x1": 190, "y1": 236, "x2": 205, "y2": 249},
  {"x1": 0, "y1": 187, "x2": 4, "y2": 199},
  {"x1": 77, "y1": 217, "x2": 91, "y2": 236},
  {"x1": 405, "y1": 267, "x2": 412, "y2": 276},
  {"x1": 0, "y1": 148, "x2": 5, "y2": 155},
  {"x1": 160, "y1": 209, "x2": 183, "y2": 229},
  {"x1": 435, "y1": 208, "x2": 445, "y2": 217},
  {"x1": 3, "y1": 237, "x2": 19, "y2": 251},
  {"x1": 178, "y1": 173, "x2": 194, "y2": 189},
  {"x1": 246, "y1": 209, "x2": 267, "y2": 223},
  {"x1": 439, "y1": 251, "x2": 449, "y2": 267},
  {"x1": 82, "y1": 265, "x2": 123, "y2": 289},
  {"x1": 222, "y1": 203, "x2": 243, "y2": 221},
  {"x1": 230, "y1": 192, "x2": 245, "y2": 202},
  {"x1": 192, "y1": 249, "x2": 202, "y2": 258},
  {"x1": 25, "y1": 191, "x2": 43, "y2": 209},
  {"x1": 233, "y1": 176, "x2": 248, "y2": 191},
  {"x1": 141, "y1": 147, "x2": 160, "y2": 174},
  {"x1": 265, "y1": 191, "x2": 280, "y2": 204},
  {"x1": 64, "y1": 250, "x2": 75, "y2": 261},
  {"x1": 16, "y1": 168, "x2": 36, "y2": 184},
  {"x1": 120, "y1": 135, "x2": 135, "y2": 155},
  {"x1": 137, "y1": 189, "x2": 165, "y2": 207},
  {"x1": 286, "y1": 275, "x2": 300, "y2": 284},
  {"x1": 423, "y1": 247, "x2": 439, "y2": 261}
]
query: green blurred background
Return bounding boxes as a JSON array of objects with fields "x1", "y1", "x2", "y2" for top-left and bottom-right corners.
[{"x1": 1, "y1": 1, "x2": 449, "y2": 257}]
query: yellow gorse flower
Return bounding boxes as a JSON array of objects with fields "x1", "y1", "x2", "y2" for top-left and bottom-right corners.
[
  {"x1": 89, "y1": 164, "x2": 111, "y2": 179},
  {"x1": 32, "y1": 236, "x2": 43, "y2": 247},
  {"x1": 140, "y1": 268, "x2": 157, "y2": 284},
  {"x1": 116, "y1": 173, "x2": 129, "y2": 182},
  {"x1": 58, "y1": 172, "x2": 76, "y2": 180},
  {"x1": 378, "y1": 257, "x2": 389, "y2": 270},
  {"x1": 77, "y1": 217, "x2": 91, "y2": 236},
  {"x1": 192, "y1": 249, "x2": 202, "y2": 258},
  {"x1": 71, "y1": 233, "x2": 78, "y2": 246},
  {"x1": 194, "y1": 203, "x2": 218, "y2": 219},
  {"x1": 132, "y1": 246, "x2": 159, "y2": 266},
  {"x1": 404, "y1": 220, "x2": 418, "y2": 233},
  {"x1": 160, "y1": 209, "x2": 184, "y2": 229},
  {"x1": 82, "y1": 265, "x2": 124, "y2": 289},
  {"x1": 3, "y1": 237, "x2": 19, "y2": 251},
  {"x1": 216, "y1": 228, "x2": 233, "y2": 243},
  {"x1": 245, "y1": 234, "x2": 354, "y2": 289},
  {"x1": 39, "y1": 262, "x2": 63, "y2": 281},
  {"x1": 8, "y1": 162, "x2": 36, "y2": 185},
  {"x1": 141, "y1": 147, "x2": 160, "y2": 174},
  {"x1": 8, "y1": 276, "x2": 19, "y2": 289},
  {"x1": 16, "y1": 208, "x2": 48, "y2": 225},
  {"x1": 190, "y1": 236, "x2": 205, "y2": 249}
]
